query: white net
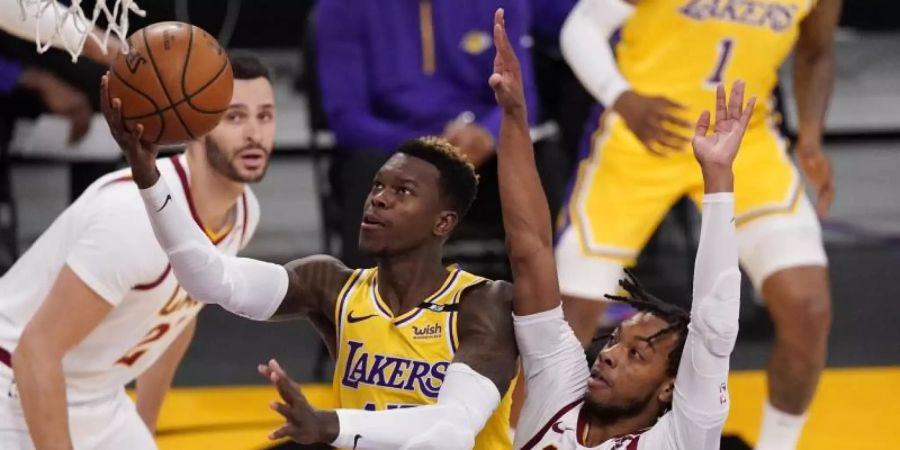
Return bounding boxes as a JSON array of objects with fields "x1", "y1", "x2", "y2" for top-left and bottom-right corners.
[{"x1": 16, "y1": 0, "x2": 146, "y2": 61}]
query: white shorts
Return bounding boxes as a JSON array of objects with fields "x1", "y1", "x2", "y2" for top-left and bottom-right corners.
[
  {"x1": 0, "y1": 367, "x2": 156, "y2": 450},
  {"x1": 555, "y1": 193, "x2": 828, "y2": 301}
]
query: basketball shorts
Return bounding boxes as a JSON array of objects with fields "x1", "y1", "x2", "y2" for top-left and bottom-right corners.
[
  {"x1": 555, "y1": 112, "x2": 827, "y2": 301},
  {"x1": 0, "y1": 364, "x2": 156, "y2": 450}
]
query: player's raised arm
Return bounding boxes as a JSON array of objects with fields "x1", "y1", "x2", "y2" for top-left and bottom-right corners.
[
  {"x1": 100, "y1": 75, "x2": 345, "y2": 323},
  {"x1": 641, "y1": 82, "x2": 754, "y2": 449},
  {"x1": 490, "y1": 9, "x2": 560, "y2": 316}
]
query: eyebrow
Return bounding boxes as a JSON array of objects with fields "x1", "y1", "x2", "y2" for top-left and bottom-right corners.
[
  {"x1": 228, "y1": 103, "x2": 275, "y2": 110},
  {"x1": 635, "y1": 336, "x2": 659, "y2": 352},
  {"x1": 636, "y1": 323, "x2": 682, "y2": 350}
]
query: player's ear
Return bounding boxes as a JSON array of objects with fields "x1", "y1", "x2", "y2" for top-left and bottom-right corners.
[
  {"x1": 657, "y1": 378, "x2": 675, "y2": 404},
  {"x1": 433, "y1": 210, "x2": 458, "y2": 237}
]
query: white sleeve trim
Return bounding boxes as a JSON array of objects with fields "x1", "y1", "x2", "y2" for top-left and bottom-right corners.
[
  {"x1": 65, "y1": 258, "x2": 121, "y2": 306},
  {"x1": 512, "y1": 304, "x2": 564, "y2": 325},
  {"x1": 560, "y1": 0, "x2": 635, "y2": 106}
]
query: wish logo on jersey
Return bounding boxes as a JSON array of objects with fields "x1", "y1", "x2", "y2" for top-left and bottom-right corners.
[
  {"x1": 679, "y1": 0, "x2": 799, "y2": 32},
  {"x1": 340, "y1": 340, "x2": 448, "y2": 398},
  {"x1": 412, "y1": 323, "x2": 442, "y2": 340}
]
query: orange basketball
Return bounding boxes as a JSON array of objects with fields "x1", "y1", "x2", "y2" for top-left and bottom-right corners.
[{"x1": 107, "y1": 22, "x2": 233, "y2": 145}]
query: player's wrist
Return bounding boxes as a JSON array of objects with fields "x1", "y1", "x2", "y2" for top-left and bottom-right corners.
[
  {"x1": 701, "y1": 168, "x2": 734, "y2": 193},
  {"x1": 131, "y1": 164, "x2": 161, "y2": 190},
  {"x1": 794, "y1": 133, "x2": 822, "y2": 153},
  {"x1": 316, "y1": 410, "x2": 340, "y2": 444}
]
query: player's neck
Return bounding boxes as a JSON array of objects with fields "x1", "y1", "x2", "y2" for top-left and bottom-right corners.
[
  {"x1": 185, "y1": 151, "x2": 244, "y2": 232},
  {"x1": 375, "y1": 246, "x2": 447, "y2": 315},
  {"x1": 583, "y1": 406, "x2": 659, "y2": 446}
]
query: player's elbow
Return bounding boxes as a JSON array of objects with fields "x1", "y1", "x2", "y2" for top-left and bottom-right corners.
[
  {"x1": 692, "y1": 269, "x2": 741, "y2": 356},
  {"x1": 167, "y1": 243, "x2": 234, "y2": 304},
  {"x1": 559, "y1": 11, "x2": 586, "y2": 67}
]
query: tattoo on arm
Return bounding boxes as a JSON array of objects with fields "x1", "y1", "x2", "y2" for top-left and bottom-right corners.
[
  {"x1": 272, "y1": 255, "x2": 353, "y2": 324},
  {"x1": 452, "y1": 281, "x2": 519, "y2": 395}
]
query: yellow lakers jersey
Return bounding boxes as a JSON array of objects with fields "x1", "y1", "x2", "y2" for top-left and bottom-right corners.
[
  {"x1": 333, "y1": 267, "x2": 514, "y2": 449},
  {"x1": 616, "y1": 0, "x2": 817, "y2": 132}
]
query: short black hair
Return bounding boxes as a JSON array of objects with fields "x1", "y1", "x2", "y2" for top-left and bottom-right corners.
[
  {"x1": 228, "y1": 52, "x2": 271, "y2": 81},
  {"x1": 396, "y1": 137, "x2": 479, "y2": 217}
]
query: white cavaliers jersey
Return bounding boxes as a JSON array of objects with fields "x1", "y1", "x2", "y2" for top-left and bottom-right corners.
[
  {"x1": 0, "y1": 154, "x2": 259, "y2": 402},
  {"x1": 513, "y1": 307, "x2": 728, "y2": 450}
]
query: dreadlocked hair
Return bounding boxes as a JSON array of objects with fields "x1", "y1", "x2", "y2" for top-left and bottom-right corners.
[
  {"x1": 603, "y1": 269, "x2": 691, "y2": 379},
  {"x1": 396, "y1": 137, "x2": 479, "y2": 217}
]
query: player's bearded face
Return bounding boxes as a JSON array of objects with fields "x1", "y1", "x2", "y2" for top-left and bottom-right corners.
[
  {"x1": 358, "y1": 154, "x2": 451, "y2": 257},
  {"x1": 205, "y1": 78, "x2": 276, "y2": 183},
  {"x1": 584, "y1": 313, "x2": 678, "y2": 420}
]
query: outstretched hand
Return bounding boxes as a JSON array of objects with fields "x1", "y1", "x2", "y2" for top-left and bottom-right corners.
[
  {"x1": 692, "y1": 81, "x2": 756, "y2": 189},
  {"x1": 258, "y1": 359, "x2": 338, "y2": 444},
  {"x1": 488, "y1": 9, "x2": 526, "y2": 115},
  {"x1": 100, "y1": 73, "x2": 159, "y2": 188}
]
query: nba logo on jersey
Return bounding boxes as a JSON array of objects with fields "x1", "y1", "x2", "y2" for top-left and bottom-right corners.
[{"x1": 719, "y1": 382, "x2": 728, "y2": 405}]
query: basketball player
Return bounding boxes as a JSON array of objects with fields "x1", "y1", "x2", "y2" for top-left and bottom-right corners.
[
  {"x1": 557, "y1": 1, "x2": 841, "y2": 448},
  {"x1": 0, "y1": 54, "x2": 274, "y2": 449},
  {"x1": 247, "y1": 12, "x2": 749, "y2": 449},
  {"x1": 108, "y1": 58, "x2": 519, "y2": 450}
]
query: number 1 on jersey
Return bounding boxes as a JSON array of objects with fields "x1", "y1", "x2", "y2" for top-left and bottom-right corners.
[{"x1": 705, "y1": 38, "x2": 734, "y2": 87}]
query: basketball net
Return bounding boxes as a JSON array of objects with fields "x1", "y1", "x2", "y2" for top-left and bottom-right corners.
[{"x1": 16, "y1": 0, "x2": 146, "y2": 61}]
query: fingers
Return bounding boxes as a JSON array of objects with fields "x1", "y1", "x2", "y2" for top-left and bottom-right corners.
[
  {"x1": 488, "y1": 72, "x2": 504, "y2": 93},
  {"x1": 268, "y1": 421, "x2": 300, "y2": 441},
  {"x1": 68, "y1": 107, "x2": 91, "y2": 144},
  {"x1": 258, "y1": 363, "x2": 275, "y2": 385},
  {"x1": 270, "y1": 400, "x2": 294, "y2": 421},
  {"x1": 268, "y1": 359, "x2": 287, "y2": 378},
  {"x1": 715, "y1": 83, "x2": 726, "y2": 125},
  {"x1": 660, "y1": 97, "x2": 687, "y2": 111},
  {"x1": 728, "y1": 80, "x2": 745, "y2": 120},
  {"x1": 657, "y1": 128, "x2": 689, "y2": 150},
  {"x1": 99, "y1": 73, "x2": 111, "y2": 118},
  {"x1": 111, "y1": 97, "x2": 124, "y2": 129},
  {"x1": 492, "y1": 8, "x2": 517, "y2": 67},
  {"x1": 133, "y1": 123, "x2": 145, "y2": 142},
  {"x1": 739, "y1": 96, "x2": 756, "y2": 129},
  {"x1": 641, "y1": 141, "x2": 669, "y2": 157},
  {"x1": 268, "y1": 359, "x2": 302, "y2": 406},
  {"x1": 695, "y1": 110, "x2": 711, "y2": 137},
  {"x1": 660, "y1": 112, "x2": 693, "y2": 130},
  {"x1": 816, "y1": 181, "x2": 834, "y2": 218}
]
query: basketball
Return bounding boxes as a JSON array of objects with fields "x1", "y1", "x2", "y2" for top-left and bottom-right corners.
[{"x1": 107, "y1": 22, "x2": 233, "y2": 146}]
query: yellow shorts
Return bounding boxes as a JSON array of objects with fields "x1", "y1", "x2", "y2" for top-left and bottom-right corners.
[
  {"x1": 563, "y1": 112, "x2": 801, "y2": 261},
  {"x1": 555, "y1": 112, "x2": 825, "y2": 296}
]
